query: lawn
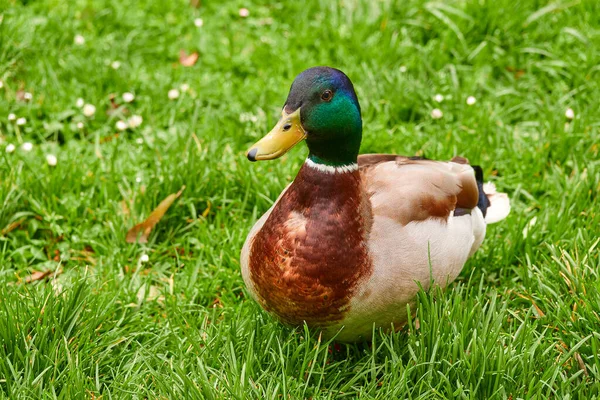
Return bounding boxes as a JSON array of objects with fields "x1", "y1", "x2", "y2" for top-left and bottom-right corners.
[{"x1": 1, "y1": 0, "x2": 599, "y2": 398}]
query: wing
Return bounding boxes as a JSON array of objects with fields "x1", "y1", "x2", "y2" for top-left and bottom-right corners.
[{"x1": 358, "y1": 154, "x2": 479, "y2": 225}]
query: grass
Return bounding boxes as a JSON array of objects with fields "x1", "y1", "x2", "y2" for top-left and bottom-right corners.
[{"x1": 0, "y1": 0, "x2": 599, "y2": 397}]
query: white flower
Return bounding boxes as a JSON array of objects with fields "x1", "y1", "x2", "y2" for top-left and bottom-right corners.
[
  {"x1": 74, "y1": 34, "x2": 85, "y2": 45},
  {"x1": 180, "y1": 83, "x2": 190, "y2": 92},
  {"x1": 23, "y1": 92, "x2": 33, "y2": 101},
  {"x1": 466, "y1": 96, "x2": 477, "y2": 106},
  {"x1": 22, "y1": 142, "x2": 33, "y2": 152},
  {"x1": 5, "y1": 143, "x2": 15, "y2": 153},
  {"x1": 239, "y1": 8, "x2": 250, "y2": 17},
  {"x1": 0, "y1": 80, "x2": 3, "y2": 89},
  {"x1": 135, "y1": 176, "x2": 142, "y2": 183},
  {"x1": 431, "y1": 108, "x2": 443, "y2": 119},
  {"x1": 128, "y1": 115, "x2": 143, "y2": 128},
  {"x1": 239, "y1": 112, "x2": 258, "y2": 123},
  {"x1": 140, "y1": 254, "x2": 149, "y2": 263},
  {"x1": 46, "y1": 154, "x2": 57, "y2": 166},
  {"x1": 8, "y1": 113, "x2": 16, "y2": 121},
  {"x1": 83, "y1": 104, "x2": 96, "y2": 117},
  {"x1": 122, "y1": 92, "x2": 135, "y2": 103},
  {"x1": 76, "y1": 122, "x2": 84, "y2": 129},
  {"x1": 168, "y1": 88, "x2": 180, "y2": 100},
  {"x1": 194, "y1": 18, "x2": 204, "y2": 27},
  {"x1": 111, "y1": 61, "x2": 121, "y2": 70},
  {"x1": 136, "y1": 138, "x2": 144, "y2": 144},
  {"x1": 565, "y1": 108, "x2": 574, "y2": 120},
  {"x1": 76, "y1": 98, "x2": 85, "y2": 108},
  {"x1": 434, "y1": 94, "x2": 444, "y2": 103},
  {"x1": 116, "y1": 120, "x2": 128, "y2": 131},
  {"x1": 399, "y1": 65, "x2": 407, "y2": 73},
  {"x1": 16, "y1": 117, "x2": 26, "y2": 126}
]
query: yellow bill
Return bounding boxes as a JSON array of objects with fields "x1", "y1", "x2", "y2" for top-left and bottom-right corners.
[{"x1": 246, "y1": 108, "x2": 306, "y2": 161}]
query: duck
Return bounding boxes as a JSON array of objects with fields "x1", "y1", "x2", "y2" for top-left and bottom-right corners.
[{"x1": 240, "y1": 66, "x2": 510, "y2": 342}]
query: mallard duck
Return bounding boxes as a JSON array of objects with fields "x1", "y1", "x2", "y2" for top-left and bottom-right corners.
[{"x1": 241, "y1": 67, "x2": 510, "y2": 342}]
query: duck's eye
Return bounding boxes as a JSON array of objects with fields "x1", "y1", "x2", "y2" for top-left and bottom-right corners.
[{"x1": 321, "y1": 90, "x2": 333, "y2": 102}]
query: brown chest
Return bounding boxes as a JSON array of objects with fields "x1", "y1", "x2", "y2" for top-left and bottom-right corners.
[{"x1": 249, "y1": 165, "x2": 373, "y2": 327}]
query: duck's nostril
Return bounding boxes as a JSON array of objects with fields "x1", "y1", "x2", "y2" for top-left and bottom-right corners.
[{"x1": 283, "y1": 123, "x2": 292, "y2": 131}]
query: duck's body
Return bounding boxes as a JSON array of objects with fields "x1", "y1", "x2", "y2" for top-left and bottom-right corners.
[{"x1": 241, "y1": 67, "x2": 509, "y2": 342}]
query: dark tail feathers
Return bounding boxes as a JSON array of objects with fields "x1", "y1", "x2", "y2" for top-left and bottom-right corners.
[{"x1": 472, "y1": 166, "x2": 490, "y2": 217}]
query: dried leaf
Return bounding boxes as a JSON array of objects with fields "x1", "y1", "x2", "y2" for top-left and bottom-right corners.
[
  {"x1": 202, "y1": 200, "x2": 211, "y2": 218},
  {"x1": 106, "y1": 93, "x2": 129, "y2": 116},
  {"x1": 100, "y1": 133, "x2": 120, "y2": 143},
  {"x1": 574, "y1": 352, "x2": 589, "y2": 376},
  {"x1": 506, "y1": 66, "x2": 525, "y2": 79},
  {"x1": 179, "y1": 50, "x2": 199, "y2": 67},
  {"x1": 22, "y1": 267, "x2": 63, "y2": 284},
  {"x1": 1, "y1": 218, "x2": 26, "y2": 236},
  {"x1": 126, "y1": 186, "x2": 186, "y2": 243},
  {"x1": 71, "y1": 248, "x2": 97, "y2": 266},
  {"x1": 191, "y1": 132, "x2": 202, "y2": 152},
  {"x1": 211, "y1": 297, "x2": 223, "y2": 308},
  {"x1": 514, "y1": 291, "x2": 546, "y2": 317},
  {"x1": 189, "y1": 0, "x2": 201, "y2": 8},
  {"x1": 108, "y1": 93, "x2": 119, "y2": 109},
  {"x1": 120, "y1": 200, "x2": 131, "y2": 218},
  {"x1": 16, "y1": 90, "x2": 27, "y2": 101}
]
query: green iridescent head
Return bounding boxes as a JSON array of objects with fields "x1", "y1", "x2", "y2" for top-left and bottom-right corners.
[{"x1": 247, "y1": 67, "x2": 362, "y2": 166}]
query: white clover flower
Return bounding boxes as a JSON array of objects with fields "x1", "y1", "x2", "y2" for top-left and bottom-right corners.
[
  {"x1": 239, "y1": 8, "x2": 250, "y2": 17},
  {"x1": 128, "y1": 115, "x2": 143, "y2": 128},
  {"x1": 140, "y1": 254, "x2": 149, "y2": 263},
  {"x1": 111, "y1": 61, "x2": 121, "y2": 70},
  {"x1": 135, "y1": 176, "x2": 142, "y2": 183},
  {"x1": 239, "y1": 112, "x2": 252, "y2": 122},
  {"x1": 136, "y1": 138, "x2": 144, "y2": 144},
  {"x1": 76, "y1": 122, "x2": 84, "y2": 129},
  {"x1": 0, "y1": 80, "x2": 3, "y2": 89},
  {"x1": 83, "y1": 104, "x2": 96, "y2": 117},
  {"x1": 565, "y1": 108, "x2": 574, "y2": 120},
  {"x1": 5, "y1": 143, "x2": 15, "y2": 153},
  {"x1": 46, "y1": 154, "x2": 57, "y2": 166},
  {"x1": 399, "y1": 65, "x2": 407, "y2": 73},
  {"x1": 431, "y1": 108, "x2": 443, "y2": 119},
  {"x1": 194, "y1": 18, "x2": 204, "y2": 27},
  {"x1": 22, "y1": 142, "x2": 33, "y2": 152},
  {"x1": 16, "y1": 117, "x2": 26, "y2": 126},
  {"x1": 466, "y1": 96, "x2": 477, "y2": 106},
  {"x1": 23, "y1": 92, "x2": 33, "y2": 101},
  {"x1": 180, "y1": 83, "x2": 190, "y2": 92},
  {"x1": 74, "y1": 34, "x2": 85, "y2": 45},
  {"x1": 122, "y1": 92, "x2": 135, "y2": 103},
  {"x1": 8, "y1": 113, "x2": 16, "y2": 121},
  {"x1": 76, "y1": 98, "x2": 85, "y2": 108},
  {"x1": 239, "y1": 112, "x2": 259, "y2": 123},
  {"x1": 168, "y1": 89, "x2": 180, "y2": 100},
  {"x1": 116, "y1": 120, "x2": 128, "y2": 131},
  {"x1": 434, "y1": 94, "x2": 444, "y2": 103}
]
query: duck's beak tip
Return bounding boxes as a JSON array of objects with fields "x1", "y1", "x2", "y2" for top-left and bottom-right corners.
[{"x1": 247, "y1": 148, "x2": 258, "y2": 162}]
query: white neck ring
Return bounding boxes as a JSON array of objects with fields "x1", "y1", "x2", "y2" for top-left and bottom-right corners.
[{"x1": 305, "y1": 158, "x2": 359, "y2": 174}]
